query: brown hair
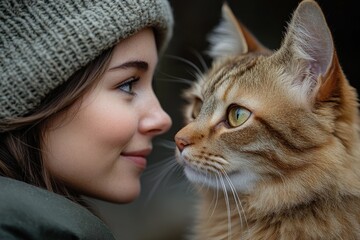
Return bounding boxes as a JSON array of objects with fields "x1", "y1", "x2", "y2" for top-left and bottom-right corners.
[{"x1": 0, "y1": 47, "x2": 114, "y2": 205}]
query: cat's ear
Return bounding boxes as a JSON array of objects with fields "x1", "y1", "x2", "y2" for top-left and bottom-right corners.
[
  {"x1": 207, "y1": 3, "x2": 268, "y2": 59},
  {"x1": 279, "y1": 0, "x2": 335, "y2": 100}
]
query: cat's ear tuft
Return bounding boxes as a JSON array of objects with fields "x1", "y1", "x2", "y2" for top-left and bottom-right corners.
[
  {"x1": 207, "y1": 3, "x2": 268, "y2": 59},
  {"x1": 282, "y1": 0, "x2": 334, "y2": 79}
]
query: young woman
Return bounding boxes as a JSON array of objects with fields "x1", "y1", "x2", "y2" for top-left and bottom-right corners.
[{"x1": 0, "y1": 0, "x2": 173, "y2": 239}]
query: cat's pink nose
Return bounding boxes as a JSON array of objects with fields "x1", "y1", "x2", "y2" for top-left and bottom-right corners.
[{"x1": 175, "y1": 136, "x2": 191, "y2": 152}]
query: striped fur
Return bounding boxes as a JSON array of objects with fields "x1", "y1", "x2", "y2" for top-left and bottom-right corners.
[{"x1": 175, "y1": 1, "x2": 360, "y2": 239}]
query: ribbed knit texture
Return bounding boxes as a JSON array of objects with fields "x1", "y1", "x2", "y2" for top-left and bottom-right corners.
[{"x1": 0, "y1": 0, "x2": 173, "y2": 120}]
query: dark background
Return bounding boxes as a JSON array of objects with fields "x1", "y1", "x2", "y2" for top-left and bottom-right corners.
[{"x1": 90, "y1": 1, "x2": 360, "y2": 239}]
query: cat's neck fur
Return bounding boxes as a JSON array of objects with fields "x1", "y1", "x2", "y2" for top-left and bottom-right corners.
[{"x1": 195, "y1": 184, "x2": 360, "y2": 240}]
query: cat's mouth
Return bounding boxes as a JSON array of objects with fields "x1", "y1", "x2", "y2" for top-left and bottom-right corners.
[
  {"x1": 183, "y1": 164, "x2": 216, "y2": 183},
  {"x1": 182, "y1": 160, "x2": 259, "y2": 193},
  {"x1": 183, "y1": 162, "x2": 240, "y2": 178},
  {"x1": 178, "y1": 151, "x2": 235, "y2": 177}
]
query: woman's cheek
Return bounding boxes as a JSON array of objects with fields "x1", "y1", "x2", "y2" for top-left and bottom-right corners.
[{"x1": 84, "y1": 102, "x2": 138, "y2": 147}]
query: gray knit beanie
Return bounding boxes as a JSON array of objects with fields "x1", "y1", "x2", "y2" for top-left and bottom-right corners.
[{"x1": 0, "y1": 0, "x2": 173, "y2": 121}]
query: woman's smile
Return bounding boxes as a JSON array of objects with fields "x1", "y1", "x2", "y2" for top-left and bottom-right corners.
[{"x1": 121, "y1": 148, "x2": 152, "y2": 170}]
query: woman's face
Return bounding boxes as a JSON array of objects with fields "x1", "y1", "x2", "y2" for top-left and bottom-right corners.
[{"x1": 43, "y1": 28, "x2": 172, "y2": 203}]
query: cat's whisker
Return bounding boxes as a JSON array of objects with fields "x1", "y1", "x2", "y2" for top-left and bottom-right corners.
[
  {"x1": 153, "y1": 138, "x2": 177, "y2": 149},
  {"x1": 216, "y1": 171, "x2": 232, "y2": 240},
  {"x1": 190, "y1": 49, "x2": 209, "y2": 72},
  {"x1": 156, "y1": 72, "x2": 194, "y2": 86},
  {"x1": 211, "y1": 155, "x2": 230, "y2": 165},
  {"x1": 143, "y1": 155, "x2": 174, "y2": 174},
  {"x1": 202, "y1": 169, "x2": 209, "y2": 192},
  {"x1": 164, "y1": 54, "x2": 204, "y2": 80},
  {"x1": 143, "y1": 157, "x2": 175, "y2": 185},
  {"x1": 144, "y1": 157, "x2": 179, "y2": 202},
  {"x1": 164, "y1": 164, "x2": 190, "y2": 191},
  {"x1": 222, "y1": 170, "x2": 249, "y2": 231},
  {"x1": 200, "y1": 169, "x2": 211, "y2": 193},
  {"x1": 208, "y1": 173, "x2": 220, "y2": 220},
  {"x1": 185, "y1": 70, "x2": 203, "y2": 85}
]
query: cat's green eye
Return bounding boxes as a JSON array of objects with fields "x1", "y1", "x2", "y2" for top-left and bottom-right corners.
[{"x1": 227, "y1": 105, "x2": 251, "y2": 128}]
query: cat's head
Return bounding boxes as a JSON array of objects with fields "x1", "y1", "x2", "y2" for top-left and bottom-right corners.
[{"x1": 175, "y1": 0, "x2": 358, "y2": 194}]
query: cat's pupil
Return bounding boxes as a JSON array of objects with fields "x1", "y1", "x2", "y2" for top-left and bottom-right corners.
[{"x1": 236, "y1": 109, "x2": 241, "y2": 119}]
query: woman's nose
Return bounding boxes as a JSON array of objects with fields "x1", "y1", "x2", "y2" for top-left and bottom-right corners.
[{"x1": 139, "y1": 97, "x2": 172, "y2": 136}]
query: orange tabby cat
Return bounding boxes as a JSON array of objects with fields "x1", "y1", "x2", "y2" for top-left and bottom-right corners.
[{"x1": 175, "y1": 0, "x2": 360, "y2": 239}]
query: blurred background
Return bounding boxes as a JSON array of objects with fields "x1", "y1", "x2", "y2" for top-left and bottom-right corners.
[{"x1": 89, "y1": 0, "x2": 360, "y2": 239}]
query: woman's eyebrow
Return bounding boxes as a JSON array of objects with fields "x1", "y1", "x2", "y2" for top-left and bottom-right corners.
[{"x1": 108, "y1": 60, "x2": 149, "y2": 71}]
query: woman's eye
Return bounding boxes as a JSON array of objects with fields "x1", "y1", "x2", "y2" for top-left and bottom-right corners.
[
  {"x1": 116, "y1": 77, "x2": 139, "y2": 94},
  {"x1": 226, "y1": 105, "x2": 251, "y2": 128}
]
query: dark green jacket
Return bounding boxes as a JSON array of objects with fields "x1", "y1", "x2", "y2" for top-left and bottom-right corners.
[{"x1": 0, "y1": 176, "x2": 116, "y2": 240}]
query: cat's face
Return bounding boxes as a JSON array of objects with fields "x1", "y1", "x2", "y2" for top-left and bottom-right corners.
[
  {"x1": 175, "y1": 53, "x2": 329, "y2": 193},
  {"x1": 175, "y1": 2, "x2": 353, "y2": 194}
]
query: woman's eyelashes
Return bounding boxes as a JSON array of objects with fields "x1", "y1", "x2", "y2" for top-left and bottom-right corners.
[{"x1": 116, "y1": 77, "x2": 140, "y2": 95}]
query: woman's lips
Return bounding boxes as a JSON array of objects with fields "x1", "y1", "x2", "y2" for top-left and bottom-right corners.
[{"x1": 121, "y1": 149, "x2": 151, "y2": 169}]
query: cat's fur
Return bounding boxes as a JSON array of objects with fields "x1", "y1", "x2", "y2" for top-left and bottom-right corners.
[{"x1": 175, "y1": 0, "x2": 360, "y2": 239}]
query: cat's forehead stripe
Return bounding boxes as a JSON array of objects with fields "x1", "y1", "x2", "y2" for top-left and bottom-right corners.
[
  {"x1": 220, "y1": 77, "x2": 234, "y2": 102},
  {"x1": 206, "y1": 56, "x2": 259, "y2": 98},
  {"x1": 210, "y1": 104, "x2": 225, "y2": 126}
]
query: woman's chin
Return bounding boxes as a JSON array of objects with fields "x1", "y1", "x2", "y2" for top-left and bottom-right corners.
[{"x1": 85, "y1": 181, "x2": 141, "y2": 204}]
